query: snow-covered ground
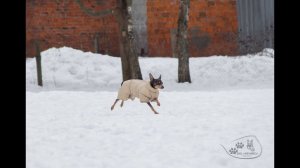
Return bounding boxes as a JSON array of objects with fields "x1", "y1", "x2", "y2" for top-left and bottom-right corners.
[{"x1": 26, "y1": 47, "x2": 274, "y2": 168}]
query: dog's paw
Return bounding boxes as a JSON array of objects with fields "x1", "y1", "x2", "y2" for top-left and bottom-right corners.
[
  {"x1": 111, "y1": 106, "x2": 114, "y2": 111},
  {"x1": 154, "y1": 112, "x2": 159, "y2": 114}
]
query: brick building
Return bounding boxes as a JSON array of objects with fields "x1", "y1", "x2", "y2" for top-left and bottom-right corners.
[{"x1": 26, "y1": 0, "x2": 274, "y2": 58}]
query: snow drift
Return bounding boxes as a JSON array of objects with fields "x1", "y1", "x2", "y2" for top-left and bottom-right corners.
[{"x1": 26, "y1": 47, "x2": 274, "y2": 91}]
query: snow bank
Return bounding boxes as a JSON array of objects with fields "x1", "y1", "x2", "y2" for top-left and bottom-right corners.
[{"x1": 26, "y1": 47, "x2": 274, "y2": 91}]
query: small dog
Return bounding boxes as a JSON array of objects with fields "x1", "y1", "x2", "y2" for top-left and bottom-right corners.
[{"x1": 111, "y1": 73, "x2": 164, "y2": 114}]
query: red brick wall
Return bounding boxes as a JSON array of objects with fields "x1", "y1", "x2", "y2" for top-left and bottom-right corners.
[
  {"x1": 26, "y1": 0, "x2": 120, "y2": 58},
  {"x1": 147, "y1": 0, "x2": 238, "y2": 57},
  {"x1": 26, "y1": 0, "x2": 238, "y2": 58}
]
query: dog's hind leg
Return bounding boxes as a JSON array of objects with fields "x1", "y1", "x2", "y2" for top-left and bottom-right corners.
[
  {"x1": 120, "y1": 100, "x2": 124, "y2": 107},
  {"x1": 147, "y1": 102, "x2": 159, "y2": 114},
  {"x1": 111, "y1": 99, "x2": 120, "y2": 111}
]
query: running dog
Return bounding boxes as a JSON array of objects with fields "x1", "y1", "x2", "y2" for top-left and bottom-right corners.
[{"x1": 111, "y1": 73, "x2": 164, "y2": 114}]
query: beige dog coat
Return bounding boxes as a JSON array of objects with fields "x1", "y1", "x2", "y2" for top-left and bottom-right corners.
[{"x1": 117, "y1": 79, "x2": 159, "y2": 103}]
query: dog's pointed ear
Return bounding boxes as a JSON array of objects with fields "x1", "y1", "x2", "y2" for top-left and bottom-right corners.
[
  {"x1": 149, "y1": 73, "x2": 154, "y2": 81},
  {"x1": 158, "y1": 74, "x2": 161, "y2": 80}
]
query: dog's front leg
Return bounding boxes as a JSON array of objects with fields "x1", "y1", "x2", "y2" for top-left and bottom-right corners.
[
  {"x1": 147, "y1": 102, "x2": 159, "y2": 114},
  {"x1": 156, "y1": 98, "x2": 160, "y2": 106},
  {"x1": 152, "y1": 98, "x2": 160, "y2": 106}
]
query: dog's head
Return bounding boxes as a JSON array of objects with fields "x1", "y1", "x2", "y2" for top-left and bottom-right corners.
[{"x1": 149, "y1": 73, "x2": 164, "y2": 89}]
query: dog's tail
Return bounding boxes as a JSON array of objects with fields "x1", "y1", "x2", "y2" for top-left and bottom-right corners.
[{"x1": 121, "y1": 81, "x2": 124, "y2": 86}]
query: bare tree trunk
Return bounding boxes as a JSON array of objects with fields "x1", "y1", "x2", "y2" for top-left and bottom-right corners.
[
  {"x1": 35, "y1": 41, "x2": 43, "y2": 86},
  {"x1": 114, "y1": 0, "x2": 143, "y2": 81},
  {"x1": 175, "y1": 0, "x2": 191, "y2": 83}
]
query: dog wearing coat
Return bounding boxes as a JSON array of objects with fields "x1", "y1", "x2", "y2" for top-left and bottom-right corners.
[{"x1": 111, "y1": 73, "x2": 164, "y2": 114}]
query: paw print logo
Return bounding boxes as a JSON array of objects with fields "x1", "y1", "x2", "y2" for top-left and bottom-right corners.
[
  {"x1": 221, "y1": 135, "x2": 262, "y2": 159},
  {"x1": 229, "y1": 148, "x2": 238, "y2": 154},
  {"x1": 236, "y1": 142, "x2": 244, "y2": 149}
]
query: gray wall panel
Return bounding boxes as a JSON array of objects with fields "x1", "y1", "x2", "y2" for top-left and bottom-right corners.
[
  {"x1": 237, "y1": 0, "x2": 274, "y2": 54},
  {"x1": 132, "y1": 0, "x2": 148, "y2": 56}
]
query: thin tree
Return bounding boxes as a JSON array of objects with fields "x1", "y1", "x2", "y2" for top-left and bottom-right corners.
[
  {"x1": 35, "y1": 40, "x2": 43, "y2": 86},
  {"x1": 175, "y1": 0, "x2": 191, "y2": 83}
]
